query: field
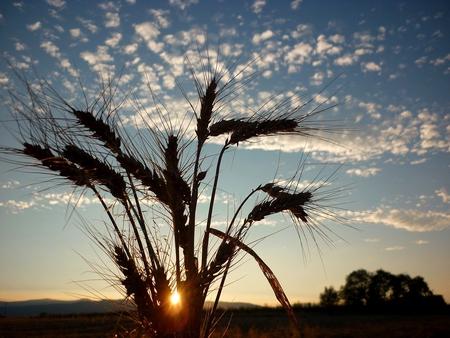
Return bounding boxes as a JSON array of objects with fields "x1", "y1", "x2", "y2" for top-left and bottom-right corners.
[{"x1": 1, "y1": 307, "x2": 449, "y2": 338}]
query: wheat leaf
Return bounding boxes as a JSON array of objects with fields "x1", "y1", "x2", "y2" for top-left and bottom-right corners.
[{"x1": 208, "y1": 228, "x2": 302, "y2": 335}]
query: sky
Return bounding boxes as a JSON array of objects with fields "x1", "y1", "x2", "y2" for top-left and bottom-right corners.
[{"x1": 0, "y1": 0, "x2": 449, "y2": 306}]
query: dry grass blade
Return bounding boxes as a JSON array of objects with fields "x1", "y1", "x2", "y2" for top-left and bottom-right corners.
[{"x1": 208, "y1": 228, "x2": 302, "y2": 336}]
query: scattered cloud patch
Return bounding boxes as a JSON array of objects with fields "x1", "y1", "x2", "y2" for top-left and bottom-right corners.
[
  {"x1": 14, "y1": 42, "x2": 26, "y2": 51},
  {"x1": 384, "y1": 246, "x2": 405, "y2": 251},
  {"x1": 436, "y1": 188, "x2": 450, "y2": 204},
  {"x1": 134, "y1": 22, "x2": 163, "y2": 53},
  {"x1": 105, "y1": 32, "x2": 122, "y2": 47},
  {"x1": 362, "y1": 61, "x2": 381, "y2": 72},
  {"x1": 45, "y1": 0, "x2": 66, "y2": 8},
  {"x1": 104, "y1": 12, "x2": 120, "y2": 28},
  {"x1": 415, "y1": 240, "x2": 428, "y2": 245},
  {"x1": 27, "y1": 21, "x2": 41, "y2": 31},
  {"x1": 40, "y1": 41, "x2": 61, "y2": 58},
  {"x1": 291, "y1": 0, "x2": 302, "y2": 10},
  {"x1": 365, "y1": 238, "x2": 380, "y2": 243},
  {"x1": 366, "y1": 206, "x2": 450, "y2": 232},
  {"x1": 334, "y1": 53, "x2": 359, "y2": 66},
  {"x1": 252, "y1": 30, "x2": 274, "y2": 44},
  {"x1": 70, "y1": 28, "x2": 81, "y2": 38},
  {"x1": 168, "y1": 0, "x2": 198, "y2": 10},
  {"x1": 346, "y1": 168, "x2": 381, "y2": 177},
  {"x1": 252, "y1": 0, "x2": 266, "y2": 14}
]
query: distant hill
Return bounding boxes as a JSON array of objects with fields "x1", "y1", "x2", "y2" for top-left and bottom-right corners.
[
  {"x1": 0, "y1": 299, "x2": 124, "y2": 317},
  {"x1": 0, "y1": 299, "x2": 260, "y2": 317}
]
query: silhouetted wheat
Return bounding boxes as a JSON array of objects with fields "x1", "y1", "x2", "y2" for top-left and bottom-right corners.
[{"x1": 1, "y1": 42, "x2": 353, "y2": 338}]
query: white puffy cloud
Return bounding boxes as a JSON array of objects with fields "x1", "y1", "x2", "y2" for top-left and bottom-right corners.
[
  {"x1": 15, "y1": 42, "x2": 26, "y2": 51},
  {"x1": 45, "y1": 0, "x2": 66, "y2": 8},
  {"x1": 384, "y1": 246, "x2": 405, "y2": 251},
  {"x1": 362, "y1": 62, "x2": 382, "y2": 72},
  {"x1": 40, "y1": 41, "x2": 61, "y2": 58},
  {"x1": 105, "y1": 32, "x2": 122, "y2": 47},
  {"x1": 252, "y1": 0, "x2": 266, "y2": 14},
  {"x1": 150, "y1": 9, "x2": 170, "y2": 28},
  {"x1": 27, "y1": 21, "x2": 41, "y2": 31},
  {"x1": 291, "y1": 0, "x2": 302, "y2": 10},
  {"x1": 134, "y1": 22, "x2": 163, "y2": 53},
  {"x1": 77, "y1": 17, "x2": 98, "y2": 34},
  {"x1": 346, "y1": 168, "x2": 381, "y2": 177},
  {"x1": 70, "y1": 28, "x2": 81, "y2": 38},
  {"x1": 105, "y1": 12, "x2": 120, "y2": 28},
  {"x1": 284, "y1": 42, "x2": 313, "y2": 73},
  {"x1": 168, "y1": 0, "x2": 199, "y2": 10},
  {"x1": 334, "y1": 53, "x2": 359, "y2": 66},
  {"x1": 252, "y1": 30, "x2": 274, "y2": 44},
  {"x1": 365, "y1": 206, "x2": 450, "y2": 232},
  {"x1": 436, "y1": 188, "x2": 450, "y2": 204}
]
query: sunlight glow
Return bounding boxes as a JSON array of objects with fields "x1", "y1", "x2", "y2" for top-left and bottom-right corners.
[{"x1": 171, "y1": 291, "x2": 180, "y2": 305}]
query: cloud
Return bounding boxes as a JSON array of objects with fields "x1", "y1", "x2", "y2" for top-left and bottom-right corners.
[
  {"x1": 415, "y1": 56, "x2": 427, "y2": 67},
  {"x1": 310, "y1": 71, "x2": 324, "y2": 86},
  {"x1": 436, "y1": 188, "x2": 450, "y2": 204},
  {"x1": 124, "y1": 43, "x2": 138, "y2": 54},
  {"x1": 415, "y1": 240, "x2": 428, "y2": 245},
  {"x1": 40, "y1": 41, "x2": 61, "y2": 58},
  {"x1": 98, "y1": 2, "x2": 120, "y2": 11},
  {"x1": 362, "y1": 62, "x2": 381, "y2": 72},
  {"x1": 384, "y1": 246, "x2": 405, "y2": 251},
  {"x1": 334, "y1": 53, "x2": 359, "y2": 66},
  {"x1": 284, "y1": 42, "x2": 313, "y2": 73},
  {"x1": 0, "y1": 200, "x2": 36, "y2": 213},
  {"x1": 252, "y1": 30, "x2": 274, "y2": 44},
  {"x1": 105, "y1": 32, "x2": 122, "y2": 47},
  {"x1": 70, "y1": 28, "x2": 81, "y2": 38},
  {"x1": 105, "y1": 12, "x2": 120, "y2": 28},
  {"x1": 252, "y1": 0, "x2": 266, "y2": 14},
  {"x1": 15, "y1": 42, "x2": 26, "y2": 51},
  {"x1": 0, "y1": 72, "x2": 9, "y2": 86},
  {"x1": 291, "y1": 0, "x2": 302, "y2": 10},
  {"x1": 364, "y1": 206, "x2": 450, "y2": 232},
  {"x1": 45, "y1": 0, "x2": 66, "y2": 8},
  {"x1": 410, "y1": 158, "x2": 426, "y2": 165},
  {"x1": 77, "y1": 17, "x2": 98, "y2": 34},
  {"x1": 150, "y1": 9, "x2": 170, "y2": 28},
  {"x1": 430, "y1": 53, "x2": 450, "y2": 66},
  {"x1": 316, "y1": 35, "x2": 342, "y2": 55},
  {"x1": 80, "y1": 46, "x2": 114, "y2": 73},
  {"x1": 2, "y1": 180, "x2": 20, "y2": 189},
  {"x1": 168, "y1": 0, "x2": 198, "y2": 10},
  {"x1": 346, "y1": 168, "x2": 381, "y2": 177},
  {"x1": 27, "y1": 21, "x2": 41, "y2": 31},
  {"x1": 365, "y1": 238, "x2": 380, "y2": 243},
  {"x1": 134, "y1": 22, "x2": 163, "y2": 53}
]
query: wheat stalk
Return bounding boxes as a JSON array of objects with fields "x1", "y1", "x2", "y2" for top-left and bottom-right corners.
[{"x1": 1, "y1": 41, "x2": 353, "y2": 338}]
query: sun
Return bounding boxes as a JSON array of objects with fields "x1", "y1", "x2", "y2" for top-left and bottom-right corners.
[{"x1": 171, "y1": 291, "x2": 180, "y2": 305}]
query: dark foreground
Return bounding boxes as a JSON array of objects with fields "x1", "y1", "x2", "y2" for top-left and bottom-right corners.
[{"x1": 1, "y1": 307, "x2": 449, "y2": 338}]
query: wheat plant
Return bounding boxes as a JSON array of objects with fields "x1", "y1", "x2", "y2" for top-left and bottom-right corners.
[{"x1": 1, "y1": 44, "x2": 351, "y2": 338}]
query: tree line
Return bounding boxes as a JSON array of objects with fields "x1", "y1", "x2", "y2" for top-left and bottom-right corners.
[{"x1": 320, "y1": 269, "x2": 446, "y2": 312}]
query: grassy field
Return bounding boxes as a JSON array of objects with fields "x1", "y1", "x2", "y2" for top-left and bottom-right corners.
[{"x1": 1, "y1": 307, "x2": 449, "y2": 337}]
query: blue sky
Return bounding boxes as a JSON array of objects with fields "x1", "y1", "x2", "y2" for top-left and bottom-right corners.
[{"x1": 0, "y1": 0, "x2": 449, "y2": 305}]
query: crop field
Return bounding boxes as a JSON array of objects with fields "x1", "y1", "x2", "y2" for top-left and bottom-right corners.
[{"x1": 1, "y1": 308, "x2": 449, "y2": 338}]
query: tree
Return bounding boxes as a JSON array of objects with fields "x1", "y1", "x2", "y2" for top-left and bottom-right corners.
[
  {"x1": 367, "y1": 269, "x2": 396, "y2": 306},
  {"x1": 1, "y1": 46, "x2": 348, "y2": 337},
  {"x1": 338, "y1": 269, "x2": 438, "y2": 309},
  {"x1": 339, "y1": 269, "x2": 371, "y2": 306},
  {"x1": 319, "y1": 286, "x2": 340, "y2": 306}
]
